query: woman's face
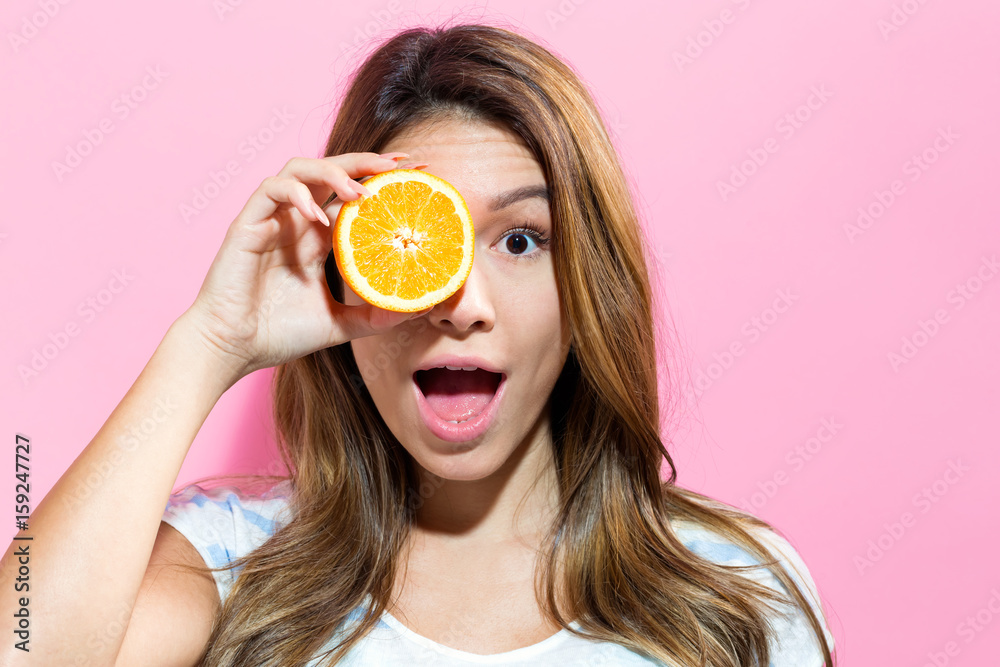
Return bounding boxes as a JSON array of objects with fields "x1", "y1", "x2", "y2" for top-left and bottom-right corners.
[{"x1": 343, "y1": 117, "x2": 571, "y2": 481}]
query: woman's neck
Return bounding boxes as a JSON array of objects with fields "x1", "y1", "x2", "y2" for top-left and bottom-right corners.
[{"x1": 411, "y1": 424, "x2": 560, "y2": 546}]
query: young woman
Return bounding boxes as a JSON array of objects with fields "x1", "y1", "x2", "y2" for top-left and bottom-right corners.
[{"x1": 1, "y1": 23, "x2": 835, "y2": 666}]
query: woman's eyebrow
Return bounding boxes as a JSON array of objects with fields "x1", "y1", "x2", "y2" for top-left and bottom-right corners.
[{"x1": 488, "y1": 184, "x2": 550, "y2": 212}]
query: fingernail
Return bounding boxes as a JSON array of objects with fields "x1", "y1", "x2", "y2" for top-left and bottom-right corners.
[
  {"x1": 311, "y1": 202, "x2": 330, "y2": 226},
  {"x1": 399, "y1": 162, "x2": 430, "y2": 170},
  {"x1": 350, "y1": 180, "x2": 374, "y2": 198},
  {"x1": 378, "y1": 152, "x2": 410, "y2": 161}
]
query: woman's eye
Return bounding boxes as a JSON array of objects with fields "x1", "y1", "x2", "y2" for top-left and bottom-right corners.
[{"x1": 495, "y1": 227, "x2": 549, "y2": 258}]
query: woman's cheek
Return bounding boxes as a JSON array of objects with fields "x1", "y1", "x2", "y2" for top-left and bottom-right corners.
[{"x1": 350, "y1": 319, "x2": 429, "y2": 393}]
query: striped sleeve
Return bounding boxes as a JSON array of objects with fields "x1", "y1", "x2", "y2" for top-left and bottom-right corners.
[
  {"x1": 161, "y1": 480, "x2": 293, "y2": 603},
  {"x1": 674, "y1": 522, "x2": 836, "y2": 667},
  {"x1": 751, "y1": 528, "x2": 836, "y2": 666}
]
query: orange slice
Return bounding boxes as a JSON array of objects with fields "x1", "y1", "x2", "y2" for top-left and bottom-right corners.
[{"x1": 333, "y1": 168, "x2": 474, "y2": 313}]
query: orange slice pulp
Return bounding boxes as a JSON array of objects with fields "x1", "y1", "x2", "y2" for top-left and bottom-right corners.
[{"x1": 333, "y1": 168, "x2": 474, "y2": 313}]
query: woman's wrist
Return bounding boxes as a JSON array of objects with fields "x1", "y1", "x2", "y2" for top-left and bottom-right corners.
[{"x1": 166, "y1": 308, "x2": 249, "y2": 398}]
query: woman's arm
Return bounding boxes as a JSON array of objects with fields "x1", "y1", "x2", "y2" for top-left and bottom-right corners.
[
  {"x1": 0, "y1": 152, "x2": 421, "y2": 664},
  {"x1": 0, "y1": 311, "x2": 242, "y2": 665}
]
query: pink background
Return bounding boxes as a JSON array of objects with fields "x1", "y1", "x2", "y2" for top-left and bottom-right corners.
[{"x1": 3, "y1": 1, "x2": 999, "y2": 664}]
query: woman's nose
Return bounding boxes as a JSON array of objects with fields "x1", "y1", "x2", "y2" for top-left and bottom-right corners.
[{"x1": 427, "y1": 257, "x2": 494, "y2": 334}]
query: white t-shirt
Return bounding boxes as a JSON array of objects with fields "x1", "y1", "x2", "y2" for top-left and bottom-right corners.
[{"x1": 162, "y1": 480, "x2": 835, "y2": 666}]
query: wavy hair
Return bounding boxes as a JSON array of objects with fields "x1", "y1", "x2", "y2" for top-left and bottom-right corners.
[{"x1": 184, "y1": 21, "x2": 835, "y2": 667}]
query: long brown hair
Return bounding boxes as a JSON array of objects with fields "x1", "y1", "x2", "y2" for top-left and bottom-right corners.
[{"x1": 185, "y1": 21, "x2": 835, "y2": 666}]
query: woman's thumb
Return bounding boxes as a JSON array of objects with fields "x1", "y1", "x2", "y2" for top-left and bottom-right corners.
[{"x1": 337, "y1": 302, "x2": 432, "y2": 342}]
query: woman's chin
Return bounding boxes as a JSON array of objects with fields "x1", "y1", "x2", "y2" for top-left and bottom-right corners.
[{"x1": 414, "y1": 450, "x2": 503, "y2": 482}]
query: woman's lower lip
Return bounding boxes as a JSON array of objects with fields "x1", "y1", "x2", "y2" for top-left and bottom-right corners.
[{"x1": 413, "y1": 375, "x2": 506, "y2": 443}]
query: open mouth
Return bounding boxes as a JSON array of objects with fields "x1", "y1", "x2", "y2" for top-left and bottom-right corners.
[{"x1": 413, "y1": 367, "x2": 504, "y2": 424}]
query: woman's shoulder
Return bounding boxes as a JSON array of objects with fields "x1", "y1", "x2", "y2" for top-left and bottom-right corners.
[
  {"x1": 669, "y1": 512, "x2": 800, "y2": 573},
  {"x1": 160, "y1": 477, "x2": 295, "y2": 601},
  {"x1": 668, "y1": 507, "x2": 836, "y2": 665}
]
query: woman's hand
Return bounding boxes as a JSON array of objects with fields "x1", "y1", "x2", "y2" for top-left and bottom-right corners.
[{"x1": 179, "y1": 152, "x2": 428, "y2": 381}]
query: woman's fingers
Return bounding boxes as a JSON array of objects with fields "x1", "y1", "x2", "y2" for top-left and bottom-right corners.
[
  {"x1": 277, "y1": 153, "x2": 384, "y2": 200},
  {"x1": 231, "y1": 175, "x2": 325, "y2": 231},
  {"x1": 260, "y1": 176, "x2": 329, "y2": 226},
  {"x1": 278, "y1": 152, "x2": 405, "y2": 215},
  {"x1": 329, "y1": 301, "x2": 431, "y2": 345},
  {"x1": 234, "y1": 153, "x2": 405, "y2": 229}
]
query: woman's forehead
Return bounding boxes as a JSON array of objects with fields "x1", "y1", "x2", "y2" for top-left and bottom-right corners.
[
  {"x1": 391, "y1": 124, "x2": 533, "y2": 163},
  {"x1": 384, "y1": 119, "x2": 547, "y2": 211}
]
